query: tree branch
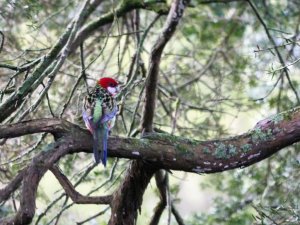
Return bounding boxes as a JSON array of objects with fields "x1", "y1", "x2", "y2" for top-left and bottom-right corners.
[
  {"x1": 0, "y1": 118, "x2": 80, "y2": 139},
  {"x1": 1, "y1": 107, "x2": 300, "y2": 174},
  {"x1": 1, "y1": 107, "x2": 300, "y2": 224},
  {"x1": 0, "y1": 31, "x2": 4, "y2": 53},
  {"x1": 149, "y1": 170, "x2": 168, "y2": 225},
  {"x1": 0, "y1": 169, "x2": 26, "y2": 203},
  {"x1": 198, "y1": 0, "x2": 245, "y2": 3},
  {"x1": 0, "y1": 137, "x2": 72, "y2": 225},
  {"x1": 141, "y1": 0, "x2": 189, "y2": 133},
  {"x1": 108, "y1": 161, "x2": 156, "y2": 225},
  {"x1": 0, "y1": 0, "x2": 169, "y2": 123},
  {"x1": 49, "y1": 165, "x2": 112, "y2": 204},
  {"x1": 108, "y1": 1, "x2": 189, "y2": 224},
  {"x1": 171, "y1": 203, "x2": 185, "y2": 225},
  {"x1": 0, "y1": 0, "x2": 102, "y2": 123},
  {"x1": 71, "y1": 0, "x2": 169, "y2": 53},
  {"x1": 76, "y1": 207, "x2": 110, "y2": 225}
]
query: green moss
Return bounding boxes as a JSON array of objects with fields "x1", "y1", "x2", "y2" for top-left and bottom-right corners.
[
  {"x1": 130, "y1": 138, "x2": 151, "y2": 149},
  {"x1": 228, "y1": 144, "x2": 237, "y2": 156},
  {"x1": 213, "y1": 143, "x2": 227, "y2": 159},
  {"x1": 145, "y1": 133, "x2": 199, "y2": 146},
  {"x1": 165, "y1": 134, "x2": 183, "y2": 143},
  {"x1": 175, "y1": 143, "x2": 188, "y2": 152},
  {"x1": 281, "y1": 106, "x2": 300, "y2": 121},
  {"x1": 203, "y1": 147, "x2": 211, "y2": 154},
  {"x1": 269, "y1": 113, "x2": 284, "y2": 124},
  {"x1": 241, "y1": 143, "x2": 252, "y2": 153},
  {"x1": 283, "y1": 112, "x2": 293, "y2": 121},
  {"x1": 119, "y1": 0, "x2": 141, "y2": 8},
  {"x1": 143, "y1": 133, "x2": 201, "y2": 157},
  {"x1": 140, "y1": 138, "x2": 150, "y2": 147},
  {"x1": 251, "y1": 127, "x2": 273, "y2": 142},
  {"x1": 211, "y1": 143, "x2": 239, "y2": 159},
  {"x1": 130, "y1": 138, "x2": 142, "y2": 148},
  {"x1": 144, "y1": 2, "x2": 169, "y2": 14},
  {"x1": 175, "y1": 143, "x2": 194, "y2": 158}
]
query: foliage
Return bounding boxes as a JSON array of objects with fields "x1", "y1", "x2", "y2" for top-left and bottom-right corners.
[{"x1": 0, "y1": 0, "x2": 300, "y2": 224}]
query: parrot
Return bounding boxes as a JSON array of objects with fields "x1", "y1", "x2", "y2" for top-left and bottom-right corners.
[{"x1": 82, "y1": 77, "x2": 120, "y2": 166}]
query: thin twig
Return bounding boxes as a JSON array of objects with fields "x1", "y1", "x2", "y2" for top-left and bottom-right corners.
[
  {"x1": 80, "y1": 42, "x2": 89, "y2": 93},
  {"x1": 252, "y1": 205, "x2": 280, "y2": 225},
  {"x1": 76, "y1": 207, "x2": 110, "y2": 225},
  {"x1": 247, "y1": 0, "x2": 300, "y2": 103},
  {"x1": 43, "y1": 158, "x2": 119, "y2": 225},
  {"x1": 83, "y1": 17, "x2": 117, "y2": 72},
  {"x1": 42, "y1": 83, "x2": 55, "y2": 117},
  {"x1": 271, "y1": 57, "x2": 300, "y2": 73},
  {"x1": 0, "y1": 133, "x2": 47, "y2": 166},
  {"x1": 0, "y1": 58, "x2": 42, "y2": 102},
  {"x1": 127, "y1": 80, "x2": 146, "y2": 136},
  {"x1": 171, "y1": 203, "x2": 185, "y2": 225},
  {"x1": 59, "y1": 66, "x2": 86, "y2": 117},
  {"x1": 35, "y1": 163, "x2": 97, "y2": 225},
  {"x1": 17, "y1": 65, "x2": 57, "y2": 121},
  {"x1": 254, "y1": 40, "x2": 300, "y2": 53},
  {"x1": 0, "y1": 31, "x2": 4, "y2": 53},
  {"x1": 50, "y1": 165, "x2": 112, "y2": 204},
  {"x1": 120, "y1": 14, "x2": 161, "y2": 96}
]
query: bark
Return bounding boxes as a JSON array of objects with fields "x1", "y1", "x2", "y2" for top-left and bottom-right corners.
[
  {"x1": 0, "y1": 107, "x2": 300, "y2": 174},
  {"x1": 50, "y1": 166, "x2": 112, "y2": 204},
  {"x1": 149, "y1": 170, "x2": 168, "y2": 225},
  {"x1": 1, "y1": 1, "x2": 300, "y2": 224},
  {"x1": 109, "y1": 1, "x2": 189, "y2": 224},
  {"x1": 141, "y1": 0, "x2": 189, "y2": 133},
  {"x1": 1, "y1": 107, "x2": 300, "y2": 224},
  {"x1": 0, "y1": 136, "x2": 71, "y2": 225},
  {"x1": 108, "y1": 161, "x2": 156, "y2": 225}
]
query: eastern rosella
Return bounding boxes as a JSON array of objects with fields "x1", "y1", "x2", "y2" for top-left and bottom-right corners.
[{"x1": 82, "y1": 77, "x2": 120, "y2": 166}]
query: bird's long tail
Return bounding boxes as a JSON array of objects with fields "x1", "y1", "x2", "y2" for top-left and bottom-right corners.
[
  {"x1": 93, "y1": 130, "x2": 101, "y2": 164},
  {"x1": 100, "y1": 128, "x2": 109, "y2": 167},
  {"x1": 93, "y1": 127, "x2": 109, "y2": 166}
]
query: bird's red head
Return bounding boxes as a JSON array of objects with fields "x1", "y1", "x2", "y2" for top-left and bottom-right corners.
[
  {"x1": 98, "y1": 77, "x2": 118, "y2": 89},
  {"x1": 98, "y1": 77, "x2": 120, "y2": 96}
]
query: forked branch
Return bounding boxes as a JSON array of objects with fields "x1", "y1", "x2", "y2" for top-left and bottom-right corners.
[{"x1": 50, "y1": 165, "x2": 112, "y2": 204}]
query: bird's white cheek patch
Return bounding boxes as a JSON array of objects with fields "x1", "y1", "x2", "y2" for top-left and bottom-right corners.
[{"x1": 107, "y1": 87, "x2": 117, "y2": 95}]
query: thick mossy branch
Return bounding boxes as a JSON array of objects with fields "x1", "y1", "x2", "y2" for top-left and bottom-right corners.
[
  {"x1": 1, "y1": 107, "x2": 300, "y2": 225},
  {"x1": 1, "y1": 107, "x2": 300, "y2": 174}
]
